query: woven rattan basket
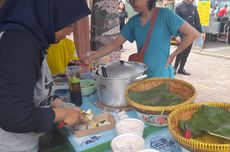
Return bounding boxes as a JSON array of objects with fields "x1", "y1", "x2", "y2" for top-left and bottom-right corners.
[
  {"x1": 168, "y1": 102, "x2": 230, "y2": 152},
  {"x1": 125, "y1": 78, "x2": 196, "y2": 115}
]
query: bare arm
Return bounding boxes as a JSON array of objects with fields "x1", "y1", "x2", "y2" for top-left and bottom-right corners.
[
  {"x1": 166, "y1": 22, "x2": 199, "y2": 67},
  {"x1": 73, "y1": 16, "x2": 91, "y2": 59},
  {"x1": 174, "y1": 22, "x2": 199, "y2": 55},
  {"x1": 82, "y1": 35, "x2": 126, "y2": 63}
]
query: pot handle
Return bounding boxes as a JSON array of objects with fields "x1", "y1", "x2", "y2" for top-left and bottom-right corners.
[
  {"x1": 129, "y1": 74, "x2": 147, "y2": 83},
  {"x1": 92, "y1": 65, "x2": 106, "y2": 78},
  {"x1": 91, "y1": 70, "x2": 97, "y2": 79}
]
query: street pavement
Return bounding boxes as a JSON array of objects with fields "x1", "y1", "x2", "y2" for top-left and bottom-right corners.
[
  {"x1": 121, "y1": 41, "x2": 230, "y2": 103},
  {"x1": 194, "y1": 41, "x2": 230, "y2": 59}
]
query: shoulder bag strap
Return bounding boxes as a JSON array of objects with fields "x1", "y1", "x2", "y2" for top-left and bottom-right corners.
[{"x1": 139, "y1": 7, "x2": 160, "y2": 56}]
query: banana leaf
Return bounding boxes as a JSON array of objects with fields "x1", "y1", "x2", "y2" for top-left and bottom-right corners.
[
  {"x1": 195, "y1": 133, "x2": 230, "y2": 144},
  {"x1": 179, "y1": 105, "x2": 230, "y2": 141},
  {"x1": 128, "y1": 83, "x2": 183, "y2": 106}
]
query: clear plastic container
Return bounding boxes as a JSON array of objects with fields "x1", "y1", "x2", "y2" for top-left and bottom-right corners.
[{"x1": 66, "y1": 66, "x2": 81, "y2": 79}]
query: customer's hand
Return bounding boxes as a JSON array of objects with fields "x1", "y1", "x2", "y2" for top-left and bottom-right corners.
[
  {"x1": 166, "y1": 54, "x2": 176, "y2": 68},
  {"x1": 81, "y1": 51, "x2": 95, "y2": 64},
  {"x1": 175, "y1": 36, "x2": 181, "y2": 44},
  {"x1": 51, "y1": 98, "x2": 64, "y2": 108}
]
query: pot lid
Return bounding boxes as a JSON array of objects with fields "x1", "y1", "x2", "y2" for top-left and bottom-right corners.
[{"x1": 97, "y1": 61, "x2": 148, "y2": 79}]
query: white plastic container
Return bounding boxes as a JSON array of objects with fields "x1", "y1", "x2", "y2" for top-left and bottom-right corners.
[
  {"x1": 111, "y1": 133, "x2": 145, "y2": 152},
  {"x1": 115, "y1": 118, "x2": 144, "y2": 137}
]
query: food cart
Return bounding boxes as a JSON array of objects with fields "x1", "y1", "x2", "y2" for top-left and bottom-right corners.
[
  {"x1": 203, "y1": 16, "x2": 230, "y2": 44},
  {"x1": 203, "y1": 16, "x2": 221, "y2": 41},
  {"x1": 52, "y1": 62, "x2": 197, "y2": 152},
  {"x1": 217, "y1": 17, "x2": 230, "y2": 43}
]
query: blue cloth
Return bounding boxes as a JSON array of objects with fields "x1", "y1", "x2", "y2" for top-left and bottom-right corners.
[
  {"x1": 0, "y1": 0, "x2": 91, "y2": 49},
  {"x1": 121, "y1": 8, "x2": 184, "y2": 78}
]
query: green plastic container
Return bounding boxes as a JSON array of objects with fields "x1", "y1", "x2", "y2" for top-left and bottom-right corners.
[{"x1": 80, "y1": 79, "x2": 96, "y2": 96}]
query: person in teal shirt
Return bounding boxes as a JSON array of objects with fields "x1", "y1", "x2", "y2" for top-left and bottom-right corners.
[{"x1": 82, "y1": 0, "x2": 199, "y2": 78}]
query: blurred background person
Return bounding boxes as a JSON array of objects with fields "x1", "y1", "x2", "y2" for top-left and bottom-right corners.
[
  {"x1": 118, "y1": 1, "x2": 128, "y2": 31},
  {"x1": 217, "y1": 5, "x2": 228, "y2": 18},
  {"x1": 174, "y1": 0, "x2": 203, "y2": 75},
  {"x1": 47, "y1": 38, "x2": 78, "y2": 75},
  {"x1": 118, "y1": 1, "x2": 128, "y2": 50},
  {"x1": 211, "y1": 6, "x2": 218, "y2": 17}
]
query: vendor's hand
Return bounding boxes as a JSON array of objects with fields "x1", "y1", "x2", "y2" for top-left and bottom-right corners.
[
  {"x1": 51, "y1": 98, "x2": 64, "y2": 108},
  {"x1": 175, "y1": 36, "x2": 181, "y2": 44},
  {"x1": 60, "y1": 102, "x2": 80, "y2": 111},
  {"x1": 52, "y1": 98, "x2": 80, "y2": 111},
  {"x1": 62, "y1": 107, "x2": 84, "y2": 126}
]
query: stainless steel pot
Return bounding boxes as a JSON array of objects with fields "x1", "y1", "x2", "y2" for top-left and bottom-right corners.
[{"x1": 93, "y1": 61, "x2": 148, "y2": 107}]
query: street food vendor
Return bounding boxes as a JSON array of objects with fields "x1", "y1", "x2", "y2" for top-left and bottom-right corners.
[
  {"x1": 0, "y1": 0, "x2": 90, "y2": 151},
  {"x1": 82, "y1": 0, "x2": 199, "y2": 78}
]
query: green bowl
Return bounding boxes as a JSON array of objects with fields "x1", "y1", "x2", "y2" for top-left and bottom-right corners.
[{"x1": 80, "y1": 79, "x2": 96, "y2": 96}]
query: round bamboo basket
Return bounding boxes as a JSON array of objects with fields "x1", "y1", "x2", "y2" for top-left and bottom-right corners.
[
  {"x1": 168, "y1": 102, "x2": 230, "y2": 152},
  {"x1": 125, "y1": 78, "x2": 197, "y2": 115}
]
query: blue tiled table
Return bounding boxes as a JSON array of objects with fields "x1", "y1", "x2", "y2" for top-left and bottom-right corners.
[{"x1": 55, "y1": 89, "x2": 190, "y2": 152}]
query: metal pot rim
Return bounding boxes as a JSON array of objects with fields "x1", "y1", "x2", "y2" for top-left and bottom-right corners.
[
  {"x1": 94, "y1": 71, "x2": 145, "y2": 80},
  {"x1": 94, "y1": 61, "x2": 148, "y2": 80}
]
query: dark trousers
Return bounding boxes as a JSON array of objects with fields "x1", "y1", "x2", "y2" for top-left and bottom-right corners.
[
  {"x1": 120, "y1": 24, "x2": 125, "y2": 49},
  {"x1": 174, "y1": 43, "x2": 193, "y2": 70}
]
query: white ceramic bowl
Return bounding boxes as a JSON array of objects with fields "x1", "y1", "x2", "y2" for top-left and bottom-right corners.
[
  {"x1": 111, "y1": 133, "x2": 145, "y2": 152},
  {"x1": 115, "y1": 118, "x2": 144, "y2": 137}
]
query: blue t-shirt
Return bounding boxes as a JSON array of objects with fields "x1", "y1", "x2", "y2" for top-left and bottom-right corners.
[{"x1": 121, "y1": 8, "x2": 184, "y2": 78}]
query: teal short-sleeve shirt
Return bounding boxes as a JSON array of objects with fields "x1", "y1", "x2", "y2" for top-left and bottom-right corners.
[{"x1": 121, "y1": 8, "x2": 184, "y2": 78}]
